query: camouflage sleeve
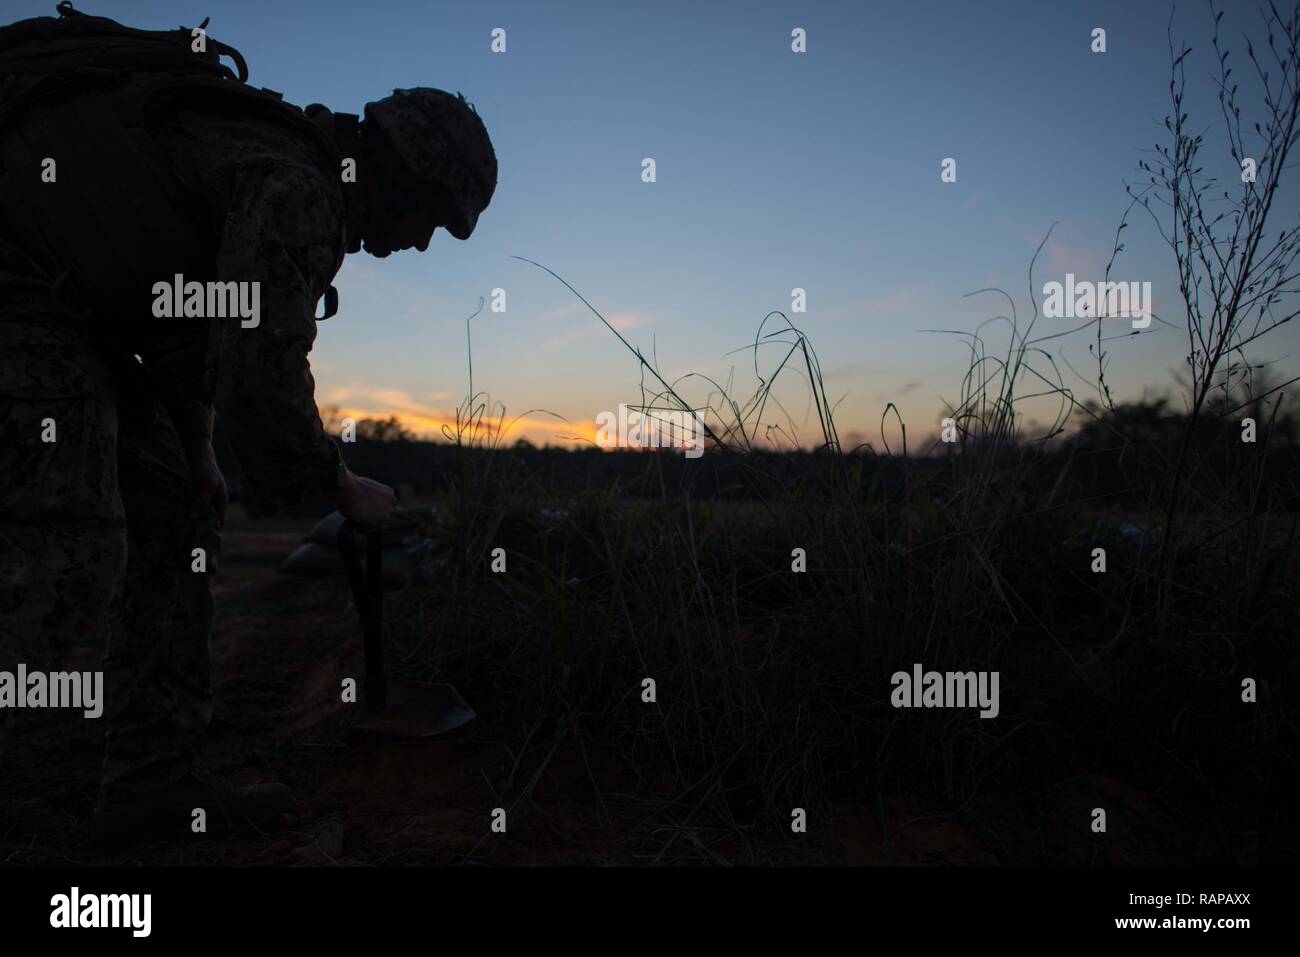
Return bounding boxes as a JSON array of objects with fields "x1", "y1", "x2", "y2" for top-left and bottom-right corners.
[{"x1": 212, "y1": 161, "x2": 346, "y2": 510}]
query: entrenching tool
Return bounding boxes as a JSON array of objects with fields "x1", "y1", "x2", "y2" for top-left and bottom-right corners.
[{"x1": 337, "y1": 520, "x2": 475, "y2": 737}]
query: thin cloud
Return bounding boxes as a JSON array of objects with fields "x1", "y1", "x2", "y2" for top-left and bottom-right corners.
[
  {"x1": 1042, "y1": 239, "x2": 1101, "y2": 278},
  {"x1": 877, "y1": 379, "x2": 922, "y2": 399},
  {"x1": 540, "y1": 302, "x2": 585, "y2": 322},
  {"x1": 541, "y1": 312, "x2": 651, "y2": 349}
]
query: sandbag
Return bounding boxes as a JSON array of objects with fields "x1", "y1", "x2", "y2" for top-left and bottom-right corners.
[{"x1": 283, "y1": 509, "x2": 445, "y2": 588}]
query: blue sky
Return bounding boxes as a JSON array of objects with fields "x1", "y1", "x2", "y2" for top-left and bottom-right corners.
[{"x1": 14, "y1": 0, "x2": 1300, "y2": 448}]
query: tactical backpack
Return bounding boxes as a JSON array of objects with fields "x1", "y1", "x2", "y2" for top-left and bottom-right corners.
[{"x1": 0, "y1": 2, "x2": 339, "y2": 316}]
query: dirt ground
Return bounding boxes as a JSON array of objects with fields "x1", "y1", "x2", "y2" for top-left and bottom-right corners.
[{"x1": 0, "y1": 516, "x2": 1213, "y2": 867}]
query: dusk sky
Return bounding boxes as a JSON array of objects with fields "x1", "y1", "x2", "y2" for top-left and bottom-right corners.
[{"x1": 17, "y1": 0, "x2": 1300, "y2": 448}]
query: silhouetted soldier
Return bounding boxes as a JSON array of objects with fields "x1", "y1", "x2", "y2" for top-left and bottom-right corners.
[{"x1": 0, "y1": 5, "x2": 496, "y2": 839}]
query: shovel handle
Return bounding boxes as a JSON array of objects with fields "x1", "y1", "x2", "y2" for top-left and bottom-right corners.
[{"x1": 338, "y1": 520, "x2": 386, "y2": 713}]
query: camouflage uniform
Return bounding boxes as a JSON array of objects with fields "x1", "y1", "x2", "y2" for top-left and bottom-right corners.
[{"x1": 0, "y1": 86, "x2": 347, "y2": 794}]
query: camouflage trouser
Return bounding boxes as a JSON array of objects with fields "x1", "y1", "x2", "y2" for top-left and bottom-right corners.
[{"x1": 0, "y1": 241, "x2": 218, "y2": 795}]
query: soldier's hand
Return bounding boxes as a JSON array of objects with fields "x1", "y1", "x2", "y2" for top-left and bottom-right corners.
[
  {"x1": 183, "y1": 435, "x2": 229, "y2": 530},
  {"x1": 336, "y1": 468, "x2": 397, "y2": 528}
]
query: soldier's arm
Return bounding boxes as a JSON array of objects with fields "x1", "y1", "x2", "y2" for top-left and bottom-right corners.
[{"x1": 212, "y1": 162, "x2": 347, "y2": 510}]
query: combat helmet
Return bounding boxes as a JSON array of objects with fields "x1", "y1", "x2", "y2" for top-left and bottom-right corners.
[{"x1": 363, "y1": 87, "x2": 497, "y2": 240}]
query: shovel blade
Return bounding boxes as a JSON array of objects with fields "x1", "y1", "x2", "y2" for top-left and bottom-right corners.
[{"x1": 355, "y1": 679, "x2": 476, "y2": 738}]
